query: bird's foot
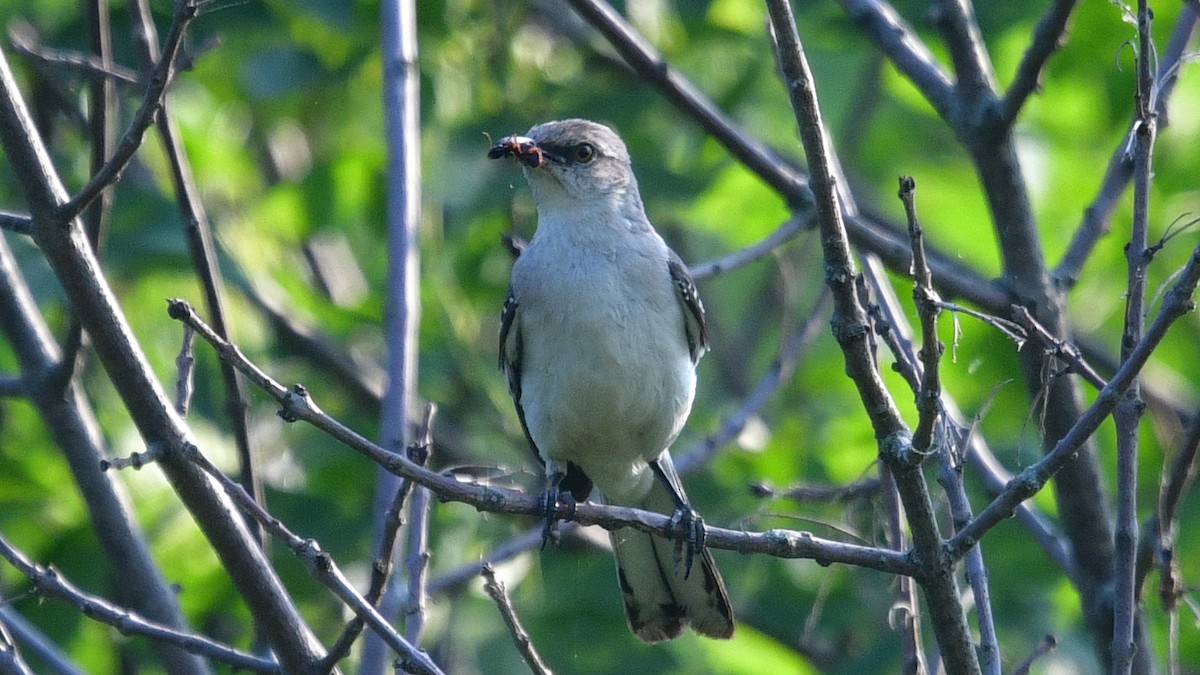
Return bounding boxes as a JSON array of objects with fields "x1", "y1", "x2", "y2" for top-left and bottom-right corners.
[
  {"x1": 668, "y1": 506, "x2": 707, "y2": 580},
  {"x1": 538, "y1": 486, "x2": 576, "y2": 548}
]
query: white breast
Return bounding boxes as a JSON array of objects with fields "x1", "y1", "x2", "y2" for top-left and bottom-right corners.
[{"x1": 511, "y1": 214, "x2": 696, "y2": 502}]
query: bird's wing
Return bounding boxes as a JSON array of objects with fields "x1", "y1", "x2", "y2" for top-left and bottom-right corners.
[
  {"x1": 667, "y1": 252, "x2": 709, "y2": 364},
  {"x1": 499, "y1": 285, "x2": 592, "y2": 499}
]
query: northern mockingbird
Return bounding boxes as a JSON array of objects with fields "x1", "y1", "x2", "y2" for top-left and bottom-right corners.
[{"x1": 488, "y1": 119, "x2": 734, "y2": 642}]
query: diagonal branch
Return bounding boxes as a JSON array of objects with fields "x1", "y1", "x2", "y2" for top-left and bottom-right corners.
[
  {"x1": 0, "y1": 40, "x2": 327, "y2": 673},
  {"x1": 0, "y1": 531, "x2": 279, "y2": 673},
  {"x1": 561, "y1": 0, "x2": 1009, "y2": 313},
  {"x1": 126, "y1": 0, "x2": 263, "y2": 550},
  {"x1": 948, "y1": 243, "x2": 1200, "y2": 559},
  {"x1": 999, "y1": 0, "x2": 1080, "y2": 127},
  {"x1": 929, "y1": 0, "x2": 999, "y2": 107},
  {"x1": 55, "y1": 0, "x2": 197, "y2": 222},
  {"x1": 836, "y1": 0, "x2": 958, "y2": 122}
]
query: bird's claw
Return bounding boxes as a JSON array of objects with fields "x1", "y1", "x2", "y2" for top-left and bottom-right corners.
[
  {"x1": 538, "y1": 488, "x2": 576, "y2": 549},
  {"x1": 668, "y1": 507, "x2": 706, "y2": 580}
]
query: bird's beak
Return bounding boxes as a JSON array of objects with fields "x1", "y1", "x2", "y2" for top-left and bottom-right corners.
[{"x1": 488, "y1": 134, "x2": 555, "y2": 169}]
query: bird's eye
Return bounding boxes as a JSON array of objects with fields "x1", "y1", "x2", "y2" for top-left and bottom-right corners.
[{"x1": 573, "y1": 143, "x2": 595, "y2": 163}]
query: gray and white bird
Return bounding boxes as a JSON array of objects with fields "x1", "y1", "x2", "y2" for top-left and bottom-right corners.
[{"x1": 489, "y1": 119, "x2": 734, "y2": 642}]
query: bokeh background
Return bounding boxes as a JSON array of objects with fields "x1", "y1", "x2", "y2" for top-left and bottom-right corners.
[{"x1": 1, "y1": 0, "x2": 1199, "y2": 672}]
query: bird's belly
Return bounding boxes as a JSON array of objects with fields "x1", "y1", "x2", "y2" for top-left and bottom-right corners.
[{"x1": 519, "y1": 308, "x2": 695, "y2": 498}]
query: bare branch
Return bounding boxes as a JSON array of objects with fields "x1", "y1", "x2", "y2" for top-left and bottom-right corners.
[
  {"x1": 750, "y1": 477, "x2": 880, "y2": 503},
  {"x1": 764, "y1": 3, "x2": 979, "y2": 672},
  {"x1": 0, "y1": 532, "x2": 280, "y2": 673},
  {"x1": 690, "y1": 212, "x2": 809, "y2": 281},
  {"x1": 0, "y1": 212, "x2": 31, "y2": 235},
  {"x1": 166, "y1": 297, "x2": 920, "y2": 575},
  {"x1": 55, "y1": 0, "x2": 198, "y2": 222},
  {"x1": 561, "y1": 0, "x2": 1010, "y2": 313},
  {"x1": 950, "y1": 244, "x2": 1200, "y2": 559},
  {"x1": 1112, "y1": 4, "x2": 1159, "y2": 669},
  {"x1": 1053, "y1": 5, "x2": 1199, "y2": 286},
  {"x1": 1011, "y1": 306, "x2": 1106, "y2": 389},
  {"x1": 402, "y1": 408, "x2": 437, "y2": 645},
  {"x1": 363, "y1": 0, "x2": 424, "y2": 668},
  {"x1": 835, "y1": 0, "x2": 958, "y2": 121},
  {"x1": 7, "y1": 25, "x2": 138, "y2": 85},
  {"x1": 1011, "y1": 634, "x2": 1058, "y2": 675},
  {"x1": 127, "y1": 0, "x2": 263, "y2": 551},
  {"x1": 174, "y1": 325, "x2": 196, "y2": 416},
  {"x1": 180, "y1": 443, "x2": 444, "y2": 675},
  {"x1": 481, "y1": 563, "x2": 553, "y2": 675},
  {"x1": 0, "y1": 605, "x2": 83, "y2": 675},
  {"x1": 929, "y1": 0, "x2": 999, "y2": 105},
  {"x1": 999, "y1": 0, "x2": 1080, "y2": 126},
  {"x1": 0, "y1": 39, "x2": 327, "y2": 672},
  {"x1": 321, "y1": 407, "x2": 434, "y2": 673}
]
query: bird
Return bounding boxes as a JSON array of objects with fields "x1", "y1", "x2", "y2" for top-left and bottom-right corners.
[{"x1": 488, "y1": 118, "x2": 734, "y2": 642}]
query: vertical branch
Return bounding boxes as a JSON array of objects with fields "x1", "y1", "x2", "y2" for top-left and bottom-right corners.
[
  {"x1": 1112, "y1": 3, "x2": 1158, "y2": 672},
  {"x1": 404, "y1": 405, "x2": 435, "y2": 646},
  {"x1": 899, "y1": 178, "x2": 942, "y2": 456},
  {"x1": 879, "y1": 468, "x2": 929, "y2": 675},
  {"x1": 898, "y1": 177, "x2": 1000, "y2": 675},
  {"x1": 764, "y1": 3, "x2": 980, "y2": 673},
  {"x1": 362, "y1": 0, "x2": 423, "y2": 671}
]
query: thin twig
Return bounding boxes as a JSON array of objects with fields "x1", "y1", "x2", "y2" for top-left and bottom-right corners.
[
  {"x1": 403, "y1": 407, "x2": 437, "y2": 645},
  {"x1": 0, "y1": 212, "x2": 32, "y2": 235},
  {"x1": 128, "y1": 0, "x2": 264, "y2": 551},
  {"x1": 0, "y1": 40, "x2": 324, "y2": 671},
  {"x1": 174, "y1": 325, "x2": 196, "y2": 416},
  {"x1": 0, "y1": 605, "x2": 83, "y2": 675},
  {"x1": 1053, "y1": 5, "x2": 1199, "y2": 286},
  {"x1": 999, "y1": 0, "x2": 1080, "y2": 126},
  {"x1": 949, "y1": 244, "x2": 1200, "y2": 560},
  {"x1": 179, "y1": 443, "x2": 444, "y2": 675},
  {"x1": 7, "y1": 28, "x2": 139, "y2": 85},
  {"x1": 1011, "y1": 306, "x2": 1106, "y2": 389},
  {"x1": 166, "y1": 297, "x2": 920, "y2": 575},
  {"x1": 1112, "y1": 4, "x2": 1158, "y2": 671},
  {"x1": 899, "y1": 177, "x2": 943, "y2": 457},
  {"x1": 0, "y1": 532, "x2": 279, "y2": 673},
  {"x1": 750, "y1": 477, "x2": 880, "y2": 503},
  {"x1": 1011, "y1": 634, "x2": 1058, "y2": 675},
  {"x1": 690, "y1": 212, "x2": 810, "y2": 280},
  {"x1": 56, "y1": 0, "x2": 199, "y2": 222},
  {"x1": 562, "y1": 0, "x2": 1010, "y2": 313},
  {"x1": 676, "y1": 288, "x2": 830, "y2": 473},
  {"x1": 320, "y1": 406, "x2": 435, "y2": 673},
  {"x1": 481, "y1": 563, "x2": 553, "y2": 675},
  {"x1": 0, "y1": 614, "x2": 35, "y2": 675}
]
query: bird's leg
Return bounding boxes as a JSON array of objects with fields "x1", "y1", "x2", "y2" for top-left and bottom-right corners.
[
  {"x1": 538, "y1": 461, "x2": 576, "y2": 548},
  {"x1": 650, "y1": 460, "x2": 705, "y2": 580}
]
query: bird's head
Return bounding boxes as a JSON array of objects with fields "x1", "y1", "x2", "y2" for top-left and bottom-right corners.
[{"x1": 488, "y1": 119, "x2": 640, "y2": 212}]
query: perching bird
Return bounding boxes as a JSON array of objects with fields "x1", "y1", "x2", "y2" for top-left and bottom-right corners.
[{"x1": 488, "y1": 119, "x2": 734, "y2": 642}]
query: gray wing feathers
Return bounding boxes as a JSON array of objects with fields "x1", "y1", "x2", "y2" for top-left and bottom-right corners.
[{"x1": 667, "y1": 253, "x2": 708, "y2": 364}]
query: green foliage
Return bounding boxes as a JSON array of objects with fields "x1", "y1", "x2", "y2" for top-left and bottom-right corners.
[{"x1": 1, "y1": 0, "x2": 1199, "y2": 673}]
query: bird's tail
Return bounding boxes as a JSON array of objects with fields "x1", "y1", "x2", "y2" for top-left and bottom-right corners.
[{"x1": 609, "y1": 457, "x2": 734, "y2": 642}]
